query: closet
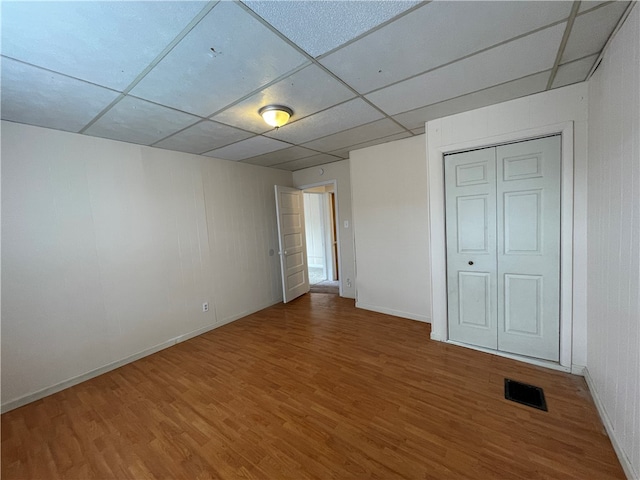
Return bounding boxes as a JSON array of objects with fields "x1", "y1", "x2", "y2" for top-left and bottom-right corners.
[{"x1": 444, "y1": 135, "x2": 561, "y2": 361}]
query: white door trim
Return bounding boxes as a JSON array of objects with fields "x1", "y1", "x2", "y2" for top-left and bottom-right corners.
[{"x1": 427, "y1": 122, "x2": 574, "y2": 369}]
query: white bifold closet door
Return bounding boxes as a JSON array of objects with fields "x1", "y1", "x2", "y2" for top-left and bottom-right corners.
[{"x1": 445, "y1": 136, "x2": 561, "y2": 361}]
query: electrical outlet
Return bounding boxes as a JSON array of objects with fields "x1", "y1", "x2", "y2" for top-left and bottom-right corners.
[
  {"x1": 202, "y1": 302, "x2": 209, "y2": 313},
  {"x1": 346, "y1": 278, "x2": 352, "y2": 288}
]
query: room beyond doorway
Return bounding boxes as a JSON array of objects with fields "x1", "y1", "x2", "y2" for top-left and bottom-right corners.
[
  {"x1": 303, "y1": 183, "x2": 340, "y2": 295},
  {"x1": 309, "y1": 276, "x2": 339, "y2": 294}
]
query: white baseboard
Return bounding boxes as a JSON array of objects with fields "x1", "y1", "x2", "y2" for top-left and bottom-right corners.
[
  {"x1": 571, "y1": 364, "x2": 586, "y2": 376},
  {"x1": 355, "y1": 302, "x2": 431, "y2": 323},
  {"x1": 1, "y1": 340, "x2": 177, "y2": 413},
  {"x1": 430, "y1": 331, "x2": 447, "y2": 342},
  {"x1": 1, "y1": 299, "x2": 281, "y2": 414},
  {"x1": 584, "y1": 367, "x2": 638, "y2": 480}
]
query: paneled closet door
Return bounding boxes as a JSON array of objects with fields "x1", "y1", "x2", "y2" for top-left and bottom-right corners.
[
  {"x1": 445, "y1": 147, "x2": 498, "y2": 350},
  {"x1": 496, "y1": 136, "x2": 561, "y2": 361},
  {"x1": 445, "y1": 136, "x2": 561, "y2": 361}
]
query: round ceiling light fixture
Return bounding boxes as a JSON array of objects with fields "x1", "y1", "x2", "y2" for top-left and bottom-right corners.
[{"x1": 259, "y1": 105, "x2": 293, "y2": 128}]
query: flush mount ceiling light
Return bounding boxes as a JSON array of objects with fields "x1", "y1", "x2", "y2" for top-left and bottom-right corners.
[{"x1": 259, "y1": 105, "x2": 293, "y2": 128}]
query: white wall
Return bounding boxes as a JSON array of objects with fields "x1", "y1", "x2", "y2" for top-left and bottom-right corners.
[
  {"x1": 1, "y1": 121, "x2": 292, "y2": 411},
  {"x1": 350, "y1": 135, "x2": 431, "y2": 322},
  {"x1": 426, "y1": 83, "x2": 589, "y2": 370},
  {"x1": 586, "y1": 5, "x2": 639, "y2": 479},
  {"x1": 293, "y1": 160, "x2": 356, "y2": 298}
]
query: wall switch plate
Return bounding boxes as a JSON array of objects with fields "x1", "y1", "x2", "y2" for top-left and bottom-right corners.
[{"x1": 202, "y1": 302, "x2": 209, "y2": 312}]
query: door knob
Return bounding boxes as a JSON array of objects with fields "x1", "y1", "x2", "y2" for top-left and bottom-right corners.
[{"x1": 468, "y1": 261, "x2": 474, "y2": 265}]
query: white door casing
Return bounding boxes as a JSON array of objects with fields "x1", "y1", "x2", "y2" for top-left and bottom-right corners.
[
  {"x1": 444, "y1": 136, "x2": 561, "y2": 362},
  {"x1": 428, "y1": 122, "x2": 574, "y2": 371},
  {"x1": 275, "y1": 185, "x2": 310, "y2": 303},
  {"x1": 297, "y1": 180, "x2": 344, "y2": 297}
]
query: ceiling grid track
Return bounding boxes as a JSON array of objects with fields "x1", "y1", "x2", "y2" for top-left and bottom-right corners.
[
  {"x1": 395, "y1": 68, "x2": 554, "y2": 118},
  {"x1": 147, "y1": 64, "x2": 312, "y2": 149},
  {"x1": 3, "y1": 0, "x2": 630, "y2": 170},
  {"x1": 0, "y1": 55, "x2": 120, "y2": 95},
  {"x1": 171, "y1": 96, "x2": 371, "y2": 157},
  {"x1": 235, "y1": 1, "x2": 416, "y2": 136},
  {"x1": 362, "y1": 16, "x2": 573, "y2": 99},
  {"x1": 79, "y1": 1, "x2": 219, "y2": 134},
  {"x1": 239, "y1": 0, "x2": 579, "y2": 138},
  {"x1": 586, "y1": 1, "x2": 637, "y2": 80},
  {"x1": 546, "y1": 1, "x2": 581, "y2": 90},
  {"x1": 315, "y1": 1, "x2": 431, "y2": 61}
]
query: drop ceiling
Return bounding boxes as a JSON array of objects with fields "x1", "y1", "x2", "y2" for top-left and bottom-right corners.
[{"x1": 0, "y1": 1, "x2": 632, "y2": 171}]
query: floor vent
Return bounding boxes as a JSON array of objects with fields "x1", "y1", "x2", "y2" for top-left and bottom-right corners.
[{"x1": 504, "y1": 378, "x2": 548, "y2": 411}]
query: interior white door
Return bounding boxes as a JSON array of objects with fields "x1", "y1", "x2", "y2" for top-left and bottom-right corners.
[
  {"x1": 496, "y1": 136, "x2": 561, "y2": 361},
  {"x1": 275, "y1": 185, "x2": 310, "y2": 303},
  {"x1": 444, "y1": 136, "x2": 561, "y2": 361},
  {"x1": 445, "y1": 147, "x2": 498, "y2": 349}
]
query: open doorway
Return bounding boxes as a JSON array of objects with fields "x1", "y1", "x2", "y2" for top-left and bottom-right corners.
[{"x1": 303, "y1": 184, "x2": 339, "y2": 295}]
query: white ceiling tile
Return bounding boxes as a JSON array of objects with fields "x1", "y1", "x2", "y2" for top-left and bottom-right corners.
[
  {"x1": 211, "y1": 65, "x2": 355, "y2": 133},
  {"x1": 263, "y1": 99, "x2": 384, "y2": 144},
  {"x1": 562, "y1": 2, "x2": 630, "y2": 62},
  {"x1": 1, "y1": 58, "x2": 120, "y2": 132},
  {"x1": 411, "y1": 127, "x2": 426, "y2": 136},
  {"x1": 552, "y1": 55, "x2": 599, "y2": 89},
  {"x1": 320, "y1": 1, "x2": 572, "y2": 93},
  {"x1": 130, "y1": 2, "x2": 308, "y2": 117},
  {"x1": 272, "y1": 154, "x2": 343, "y2": 171},
  {"x1": 242, "y1": 1, "x2": 420, "y2": 58},
  {"x1": 242, "y1": 146, "x2": 319, "y2": 167},
  {"x1": 329, "y1": 132, "x2": 413, "y2": 159},
  {"x1": 393, "y1": 72, "x2": 550, "y2": 129},
  {"x1": 366, "y1": 23, "x2": 565, "y2": 116},
  {"x1": 153, "y1": 120, "x2": 254, "y2": 155},
  {"x1": 1, "y1": 0, "x2": 625, "y2": 158},
  {"x1": 204, "y1": 136, "x2": 291, "y2": 161},
  {"x1": 0, "y1": 2, "x2": 206, "y2": 91},
  {"x1": 84, "y1": 96, "x2": 199, "y2": 145},
  {"x1": 301, "y1": 119, "x2": 406, "y2": 152}
]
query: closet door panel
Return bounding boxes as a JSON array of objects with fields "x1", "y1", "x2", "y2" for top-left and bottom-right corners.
[
  {"x1": 496, "y1": 136, "x2": 561, "y2": 361},
  {"x1": 445, "y1": 147, "x2": 497, "y2": 349}
]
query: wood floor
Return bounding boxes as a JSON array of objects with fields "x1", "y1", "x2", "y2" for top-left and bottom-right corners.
[{"x1": 2, "y1": 294, "x2": 625, "y2": 479}]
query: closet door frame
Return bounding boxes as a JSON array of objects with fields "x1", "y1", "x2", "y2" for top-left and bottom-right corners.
[{"x1": 428, "y1": 122, "x2": 574, "y2": 372}]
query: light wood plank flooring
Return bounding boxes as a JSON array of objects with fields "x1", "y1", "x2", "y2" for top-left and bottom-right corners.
[{"x1": 2, "y1": 294, "x2": 625, "y2": 479}]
